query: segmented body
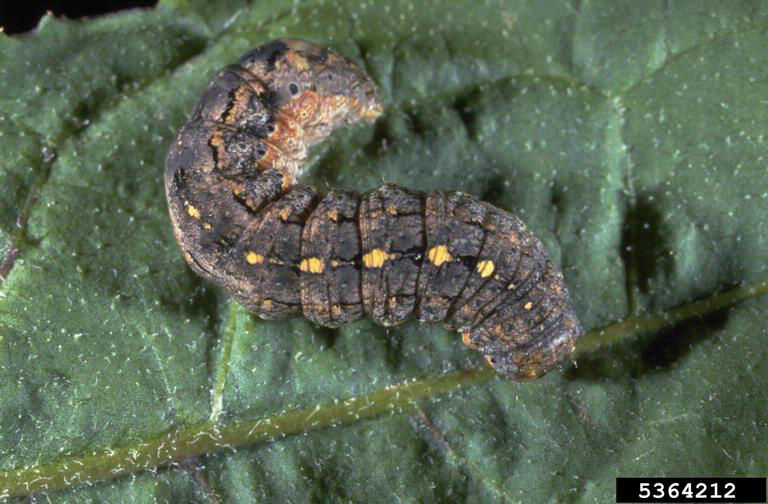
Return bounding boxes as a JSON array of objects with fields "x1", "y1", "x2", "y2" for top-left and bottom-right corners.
[{"x1": 164, "y1": 39, "x2": 582, "y2": 381}]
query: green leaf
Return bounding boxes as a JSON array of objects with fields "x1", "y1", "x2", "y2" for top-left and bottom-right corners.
[{"x1": 1, "y1": 1, "x2": 767, "y2": 502}]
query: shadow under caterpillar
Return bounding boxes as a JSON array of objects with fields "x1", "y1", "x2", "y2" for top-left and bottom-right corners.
[{"x1": 164, "y1": 39, "x2": 582, "y2": 381}]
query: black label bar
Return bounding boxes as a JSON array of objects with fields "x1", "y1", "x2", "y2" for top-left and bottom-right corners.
[{"x1": 616, "y1": 477, "x2": 766, "y2": 503}]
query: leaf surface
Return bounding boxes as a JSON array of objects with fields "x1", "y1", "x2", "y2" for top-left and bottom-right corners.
[{"x1": 0, "y1": 1, "x2": 766, "y2": 502}]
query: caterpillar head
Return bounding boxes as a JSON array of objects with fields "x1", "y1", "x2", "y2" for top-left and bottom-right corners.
[{"x1": 237, "y1": 38, "x2": 383, "y2": 146}]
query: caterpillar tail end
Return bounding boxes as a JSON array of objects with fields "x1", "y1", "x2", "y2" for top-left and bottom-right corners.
[{"x1": 481, "y1": 311, "x2": 582, "y2": 382}]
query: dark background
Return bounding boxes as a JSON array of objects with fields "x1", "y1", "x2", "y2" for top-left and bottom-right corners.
[{"x1": 0, "y1": 0, "x2": 157, "y2": 34}]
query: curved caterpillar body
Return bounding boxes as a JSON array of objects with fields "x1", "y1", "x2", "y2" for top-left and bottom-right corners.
[{"x1": 164, "y1": 39, "x2": 582, "y2": 381}]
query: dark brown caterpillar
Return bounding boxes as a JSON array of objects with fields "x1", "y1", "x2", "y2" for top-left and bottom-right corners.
[{"x1": 164, "y1": 39, "x2": 582, "y2": 381}]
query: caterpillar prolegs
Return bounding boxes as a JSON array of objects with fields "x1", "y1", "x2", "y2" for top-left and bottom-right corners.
[{"x1": 164, "y1": 39, "x2": 582, "y2": 381}]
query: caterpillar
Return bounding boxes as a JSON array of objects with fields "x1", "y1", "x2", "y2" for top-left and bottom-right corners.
[{"x1": 164, "y1": 39, "x2": 582, "y2": 381}]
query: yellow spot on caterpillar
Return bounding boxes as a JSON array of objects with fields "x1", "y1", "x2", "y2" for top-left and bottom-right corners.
[
  {"x1": 246, "y1": 252, "x2": 263, "y2": 265},
  {"x1": 262, "y1": 299, "x2": 273, "y2": 310},
  {"x1": 331, "y1": 305, "x2": 342, "y2": 317},
  {"x1": 187, "y1": 205, "x2": 201, "y2": 219},
  {"x1": 327, "y1": 209, "x2": 338, "y2": 221},
  {"x1": 362, "y1": 248, "x2": 395, "y2": 268},
  {"x1": 308, "y1": 257, "x2": 325, "y2": 273},
  {"x1": 476, "y1": 260, "x2": 495, "y2": 278},
  {"x1": 300, "y1": 257, "x2": 325, "y2": 273},
  {"x1": 386, "y1": 204, "x2": 397, "y2": 216},
  {"x1": 508, "y1": 233, "x2": 519, "y2": 244},
  {"x1": 507, "y1": 283, "x2": 516, "y2": 290},
  {"x1": 330, "y1": 259, "x2": 340, "y2": 268},
  {"x1": 203, "y1": 222, "x2": 212, "y2": 230},
  {"x1": 279, "y1": 207, "x2": 292, "y2": 221},
  {"x1": 427, "y1": 245, "x2": 452, "y2": 266},
  {"x1": 524, "y1": 301, "x2": 533, "y2": 310}
]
